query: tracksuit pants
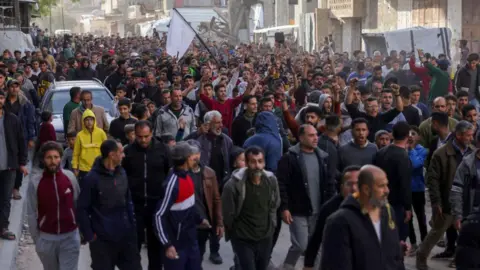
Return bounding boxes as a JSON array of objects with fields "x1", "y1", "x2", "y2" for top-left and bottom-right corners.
[
  {"x1": 36, "y1": 230, "x2": 81, "y2": 270},
  {"x1": 163, "y1": 243, "x2": 202, "y2": 270}
]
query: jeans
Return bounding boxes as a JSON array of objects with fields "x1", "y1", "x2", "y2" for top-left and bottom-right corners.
[
  {"x1": 36, "y1": 230, "x2": 81, "y2": 270},
  {"x1": 409, "y1": 192, "x2": 428, "y2": 245},
  {"x1": 134, "y1": 202, "x2": 162, "y2": 270},
  {"x1": 284, "y1": 215, "x2": 318, "y2": 267},
  {"x1": 89, "y1": 232, "x2": 142, "y2": 270},
  {"x1": 0, "y1": 170, "x2": 16, "y2": 230},
  {"x1": 232, "y1": 237, "x2": 272, "y2": 270},
  {"x1": 163, "y1": 243, "x2": 202, "y2": 270}
]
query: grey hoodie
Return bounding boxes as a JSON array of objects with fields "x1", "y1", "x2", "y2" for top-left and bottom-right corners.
[{"x1": 221, "y1": 167, "x2": 280, "y2": 241}]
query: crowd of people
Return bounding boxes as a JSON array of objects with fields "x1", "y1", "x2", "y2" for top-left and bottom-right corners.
[{"x1": 1, "y1": 32, "x2": 480, "y2": 270}]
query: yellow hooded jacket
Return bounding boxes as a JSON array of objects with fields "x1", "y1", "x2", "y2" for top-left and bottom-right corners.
[{"x1": 72, "y1": 109, "x2": 107, "y2": 172}]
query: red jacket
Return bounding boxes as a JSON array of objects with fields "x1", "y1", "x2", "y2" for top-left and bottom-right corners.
[
  {"x1": 200, "y1": 94, "x2": 243, "y2": 133},
  {"x1": 35, "y1": 170, "x2": 78, "y2": 235},
  {"x1": 409, "y1": 57, "x2": 432, "y2": 97},
  {"x1": 38, "y1": 122, "x2": 56, "y2": 147}
]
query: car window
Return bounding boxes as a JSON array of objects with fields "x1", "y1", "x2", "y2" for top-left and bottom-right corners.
[{"x1": 45, "y1": 89, "x2": 113, "y2": 114}]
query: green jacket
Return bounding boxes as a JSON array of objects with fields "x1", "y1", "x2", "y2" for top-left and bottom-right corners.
[
  {"x1": 425, "y1": 62, "x2": 450, "y2": 104},
  {"x1": 221, "y1": 167, "x2": 280, "y2": 241},
  {"x1": 419, "y1": 117, "x2": 457, "y2": 149},
  {"x1": 63, "y1": 100, "x2": 80, "y2": 132}
]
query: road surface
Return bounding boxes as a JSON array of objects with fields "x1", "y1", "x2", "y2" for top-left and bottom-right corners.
[{"x1": 16, "y1": 190, "x2": 451, "y2": 270}]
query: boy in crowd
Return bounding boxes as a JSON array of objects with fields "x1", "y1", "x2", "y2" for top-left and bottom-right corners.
[
  {"x1": 61, "y1": 131, "x2": 77, "y2": 171},
  {"x1": 124, "y1": 124, "x2": 136, "y2": 145}
]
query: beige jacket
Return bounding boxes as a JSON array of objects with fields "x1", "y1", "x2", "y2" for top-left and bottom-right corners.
[{"x1": 67, "y1": 105, "x2": 109, "y2": 134}]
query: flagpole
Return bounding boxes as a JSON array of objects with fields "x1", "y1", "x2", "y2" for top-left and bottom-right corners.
[{"x1": 173, "y1": 8, "x2": 219, "y2": 64}]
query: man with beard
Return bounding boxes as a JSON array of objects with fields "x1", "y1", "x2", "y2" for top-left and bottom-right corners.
[
  {"x1": 123, "y1": 120, "x2": 171, "y2": 270},
  {"x1": 416, "y1": 121, "x2": 475, "y2": 270},
  {"x1": 104, "y1": 59, "x2": 126, "y2": 94},
  {"x1": 461, "y1": 104, "x2": 479, "y2": 133},
  {"x1": 419, "y1": 96, "x2": 458, "y2": 148},
  {"x1": 374, "y1": 121, "x2": 413, "y2": 242},
  {"x1": 304, "y1": 165, "x2": 361, "y2": 270},
  {"x1": 338, "y1": 118, "x2": 378, "y2": 171},
  {"x1": 222, "y1": 146, "x2": 280, "y2": 270},
  {"x1": 37, "y1": 60, "x2": 55, "y2": 98},
  {"x1": 27, "y1": 141, "x2": 80, "y2": 270},
  {"x1": 135, "y1": 72, "x2": 162, "y2": 106},
  {"x1": 375, "y1": 130, "x2": 391, "y2": 149},
  {"x1": 320, "y1": 165, "x2": 406, "y2": 270}
]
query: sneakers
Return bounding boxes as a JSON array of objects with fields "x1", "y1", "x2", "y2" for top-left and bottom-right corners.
[{"x1": 209, "y1": 252, "x2": 223, "y2": 265}]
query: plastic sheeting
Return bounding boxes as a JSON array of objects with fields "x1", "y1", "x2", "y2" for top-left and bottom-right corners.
[{"x1": 0, "y1": 31, "x2": 35, "y2": 53}]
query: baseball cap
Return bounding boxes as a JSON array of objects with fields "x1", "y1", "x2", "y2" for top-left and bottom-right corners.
[{"x1": 7, "y1": 79, "x2": 20, "y2": 87}]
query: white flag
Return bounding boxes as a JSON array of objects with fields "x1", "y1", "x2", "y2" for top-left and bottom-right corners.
[{"x1": 166, "y1": 9, "x2": 196, "y2": 58}]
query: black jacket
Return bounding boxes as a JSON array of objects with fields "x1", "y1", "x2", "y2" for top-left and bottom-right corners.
[
  {"x1": 317, "y1": 134, "x2": 340, "y2": 183},
  {"x1": 455, "y1": 64, "x2": 480, "y2": 100},
  {"x1": 109, "y1": 116, "x2": 137, "y2": 145},
  {"x1": 104, "y1": 70, "x2": 125, "y2": 94},
  {"x1": 320, "y1": 195, "x2": 405, "y2": 270},
  {"x1": 277, "y1": 144, "x2": 336, "y2": 216},
  {"x1": 76, "y1": 157, "x2": 135, "y2": 243},
  {"x1": 304, "y1": 194, "x2": 344, "y2": 267},
  {"x1": 231, "y1": 113, "x2": 254, "y2": 147},
  {"x1": 134, "y1": 85, "x2": 163, "y2": 107},
  {"x1": 374, "y1": 144, "x2": 412, "y2": 210},
  {"x1": 346, "y1": 103, "x2": 401, "y2": 142},
  {"x1": 74, "y1": 67, "x2": 97, "y2": 80},
  {"x1": 3, "y1": 112, "x2": 27, "y2": 169},
  {"x1": 122, "y1": 138, "x2": 172, "y2": 205}
]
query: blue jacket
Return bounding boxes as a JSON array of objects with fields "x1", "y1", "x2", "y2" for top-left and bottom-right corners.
[
  {"x1": 243, "y1": 111, "x2": 282, "y2": 172},
  {"x1": 155, "y1": 169, "x2": 203, "y2": 249},
  {"x1": 76, "y1": 157, "x2": 135, "y2": 243},
  {"x1": 409, "y1": 144, "x2": 428, "y2": 192}
]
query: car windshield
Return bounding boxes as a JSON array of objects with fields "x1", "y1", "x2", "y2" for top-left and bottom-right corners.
[{"x1": 45, "y1": 89, "x2": 113, "y2": 114}]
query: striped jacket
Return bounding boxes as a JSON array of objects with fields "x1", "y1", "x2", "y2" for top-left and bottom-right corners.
[{"x1": 155, "y1": 169, "x2": 203, "y2": 249}]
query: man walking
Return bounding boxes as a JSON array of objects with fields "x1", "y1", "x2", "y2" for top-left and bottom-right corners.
[
  {"x1": 277, "y1": 124, "x2": 336, "y2": 269},
  {"x1": 0, "y1": 89, "x2": 27, "y2": 240},
  {"x1": 5, "y1": 78, "x2": 35, "y2": 200},
  {"x1": 27, "y1": 141, "x2": 80, "y2": 270},
  {"x1": 185, "y1": 140, "x2": 224, "y2": 260},
  {"x1": 320, "y1": 165, "x2": 405, "y2": 270},
  {"x1": 222, "y1": 146, "x2": 280, "y2": 270},
  {"x1": 304, "y1": 165, "x2": 361, "y2": 269},
  {"x1": 123, "y1": 120, "x2": 171, "y2": 270},
  {"x1": 374, "y1": 121, "x2": 413, "y2": 242},
  {"x1": 155, "y1": 142, "x2": 211, "y2": 270},
  {"x1": 416, "y1": 121, "x2": 475, "y2": 270},
  {"x1": 76, "y1": 140, "x2": 142, "y2": 270}
]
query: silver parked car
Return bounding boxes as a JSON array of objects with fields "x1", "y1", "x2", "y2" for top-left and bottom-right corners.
[{"x1": 39, "y1": 80, "x2": 115, "y2": 143}]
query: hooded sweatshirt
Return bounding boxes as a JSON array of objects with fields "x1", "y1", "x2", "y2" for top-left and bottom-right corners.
[
  {"x1": 72, "y1": 109, "x2": 107, "y2": 172},
  {"x1": 243, "y1": 111, "x2": 282, "y2": 172}
]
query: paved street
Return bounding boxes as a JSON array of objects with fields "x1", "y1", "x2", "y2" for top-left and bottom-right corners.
[
  {"x1": 16, "y1": 202, "x2": 453, "y2": 270},
  {"x1": 14, "y1": 169, "x2": 451, "y2": 270}
]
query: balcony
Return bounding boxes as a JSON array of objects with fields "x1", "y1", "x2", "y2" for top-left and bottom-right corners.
[{"x1": 328, "y1": 0, "x2": 365, "y2": 18}]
